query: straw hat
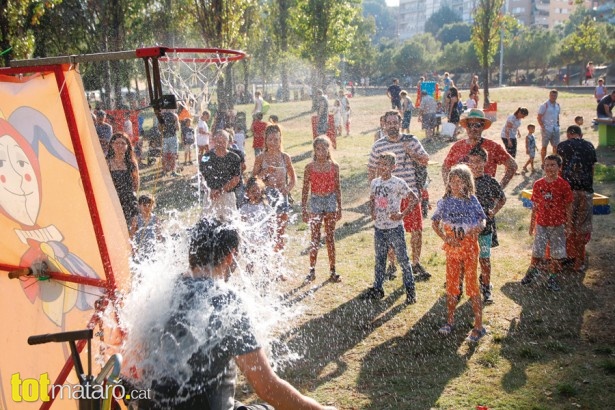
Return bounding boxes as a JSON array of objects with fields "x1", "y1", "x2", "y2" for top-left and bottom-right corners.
[{"x1": 460, "y1": 108, "x2": 492, "y2": 130}]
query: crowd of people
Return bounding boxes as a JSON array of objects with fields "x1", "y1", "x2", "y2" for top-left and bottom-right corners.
[{"x1": 86, "y1": 81, "x2": 603, "y2": 409}]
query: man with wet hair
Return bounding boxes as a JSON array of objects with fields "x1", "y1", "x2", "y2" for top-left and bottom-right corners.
[
  {"x1": 136, "y1": 218, "x2": 337, "y2": 410},
  {"x1": 557, "y1": 125, "x2": 597, "y2": 272}
]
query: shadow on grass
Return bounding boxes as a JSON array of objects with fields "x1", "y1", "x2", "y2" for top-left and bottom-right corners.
[
  {"x1": 144, "y1": 171, "x2": 202, "y2": 212},
  {"x1": 420, "y1": 134, "x2": 456, "y2": 155},
  {"x1": 357, "y1": 297, "x2": 479, "y2": 409},
  {"x1": 277, "y1": 287, "x2": 410, "y2": 390},
  {"x1": 499, "y1": 268, "x2": 595, "y2": 394},
  {"x1": 280, "y1": 110, "x2": 313, "y2": 123},
  {"x1": 509, "y1": 170, "x2": 543, "y2": 196}
]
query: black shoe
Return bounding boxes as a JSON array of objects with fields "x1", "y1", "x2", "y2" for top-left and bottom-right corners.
[
  {"x1": 521, "y1": 266, "x2": 539, "y2": 285},
  {"x1": 405, "y1": 289, "x2": 417, "y2": 305},
  {"x1": 329, "y1": 270, "x2": 341, "y2": 283},
  {"x1": 546, "y1": 276, "x2": 561, "y2": 292},
  {"x1": 413, "y1": 263, "x2": 432, "y2": 281},
  {"x1": 360, "y1": 287, "x2": 385, "y2": 300},
  {"x1": 304, "y1": 268, "x2": 316, "y2": 283},
  {"x1": 386, "y1": 263, "x2": 397, "y2": 281}
]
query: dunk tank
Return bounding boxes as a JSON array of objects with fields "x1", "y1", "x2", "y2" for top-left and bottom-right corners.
[{"x1": 0, "y1": 46, "x2": 245, "y2": 409}]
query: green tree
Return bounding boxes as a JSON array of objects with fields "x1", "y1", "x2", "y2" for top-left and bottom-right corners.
[
  {"x1": 439, "y1": 40, "x2": 477, "y2": 73},
  {"x1": 346, "y1": 17, "x2": 377, "y2": 84},
  {"x1": 290, "y1": 0, "x2": 361, "y2": 96},
  {"x1": 193, "y1": 0, "x2": 255, "y2": 109},
  {"x1": 436, "y1": 22, "x2": 471, "y2": 46},
  {"x1": 559, "y1": 18, "x2": 602, "y2": 84},
  {"x1": 471, "y1": 0, "x2": 505, "y2": 108},
  {"x1": 424, "y1": 6, "x2": 461, "y2": 37},
  {"x1": 0, "y1": 0, "x2": 62, "y2": 66},
  {"x1": 394, "y1": 41, "x2": 426, "y2": 79},
  {"x1": 363, "y1": 0, "x2": 396, "y2": 42}
]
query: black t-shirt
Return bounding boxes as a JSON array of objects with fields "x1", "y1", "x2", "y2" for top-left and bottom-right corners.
[
  {"x1": 597, "y1": 94, "x2": 614, "y2": 117},
  {"x1": 557, "y1": 138, "x2": 597, "y2": 192},
  {"x1": 200, "y1": 150, "x2": 241, "y2": 190},
  {"x1": 388, "y1": 84, "x2": 402, "y2": 102},
  {"x1": 141, "y1": 276, "x2": 260, "y2": 410},
  {"x1": 474, "y1": 174, "x2": 505, "y2": 235}
]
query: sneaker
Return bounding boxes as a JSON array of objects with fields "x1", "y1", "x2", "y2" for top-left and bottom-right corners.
[
  {"x1": 329, "y1": 270, "x2": 341, "y2": 283},
  {"x1": 521, "y1": 266, "x2": 539, "y2": 285},
  {"x1": 546, "y1": 276, "x2": 561, "y2": 292},
  {"x1": 405, "y1": 289, "x2": 417, "y2": 305},
  {"x1": 360, "y1": 287, "x2": 385, "y2": 300},
  {"x1": 304, "y1": 268, "x2": 316, "y2": 283},
  {"x1": 482, "y1": 283, "x2": 494, "y2": 305},
  {"x1": 170, "y1": 171, "x2": 181, "y2": 177},
  {"x1": 413, "y1": 263, "x2": 432, "y2": 281},
  {"x1": 386, "y1": 263, "x2": 397, "y2": 281},
  {"x1": 466, "y1": 327, "x2": 487, "y2": 343}
]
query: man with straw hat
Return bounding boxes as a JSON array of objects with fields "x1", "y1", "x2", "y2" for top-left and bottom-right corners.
[
  {"x1": 442, "y1": 109, "x2": 517, "y2": 188},
  {"x1": 442, "y1": 108, "x2": 517, "y2": 302}
]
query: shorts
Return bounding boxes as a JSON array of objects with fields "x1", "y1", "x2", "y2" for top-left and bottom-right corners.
[
  {"x1": 265, "y1": 187, "x2": 290, "y2": 214},
  {"x1": 478, "y1": 233, "x2": 492, "y2": 259},
  {"x1": 162, "y1": 137, "x2": 178, "y2": 154},
  {"x1": 422, "y1": 113, "x2": 437, "y2": 130},
  {"x1": 540, "y1": 128, "x2": 560, "y2": 148},
  {"x1": 309, "y1": 193, "x2": 338, "y2": 214},
  {"x1": 571, "y1": 190, "x2": 593, "y2": 234},
  {"x1": 533, "y1": 224, "x2": 566, "y2": 259},
  {"x1": 401, "y1": 198, "x2": 422, "y2": 232},
  {"x1": 197, "y1": 134, "x2": 209, "y2": 147}
]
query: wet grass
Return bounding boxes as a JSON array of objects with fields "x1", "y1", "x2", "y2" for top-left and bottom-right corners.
[{"x1": 146, "y1": 88, "x2": 615, "y2": 409}]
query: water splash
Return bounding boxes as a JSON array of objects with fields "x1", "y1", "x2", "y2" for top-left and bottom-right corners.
[{"x1": 116, "y1": 211, "x2": 304, "y2": 395}]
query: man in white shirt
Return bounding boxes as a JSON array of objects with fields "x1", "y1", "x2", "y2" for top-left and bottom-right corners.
[{"x1": 537, "y1": 89, "x2": 560, "y2": 164}]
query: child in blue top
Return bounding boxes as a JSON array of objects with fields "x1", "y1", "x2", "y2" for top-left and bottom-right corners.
[
  {"x1": 523, "y1": 123, "x2": 537, "y2": 173},
  {"x1": 432, "y1": 164, "x2": 487, "y2": 342}
]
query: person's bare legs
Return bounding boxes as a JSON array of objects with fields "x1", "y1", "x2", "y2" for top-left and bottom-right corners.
[
  {"x1": 308, "y1": 214, "x2": 323, "y2": 269},
  {"x1": 323, "y1": 213, "x2": 337, "y2": 272}
]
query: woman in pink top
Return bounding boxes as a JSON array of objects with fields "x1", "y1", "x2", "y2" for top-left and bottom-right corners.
[{"x1": 301, "y1": 136, "x2": 342, "y2": 283}]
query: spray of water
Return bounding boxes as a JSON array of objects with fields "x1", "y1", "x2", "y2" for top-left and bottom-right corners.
[{"x1": 116, "y1": 207, "x2": 305, "y2": 396}]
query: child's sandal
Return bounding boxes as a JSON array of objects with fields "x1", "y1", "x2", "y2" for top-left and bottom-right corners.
[
  {"x1": 466, "y1": 327, "x2": 487, "y2": 343},
  {"x1": 438, "y1": 323, "x2": 455, "y2": 336}
]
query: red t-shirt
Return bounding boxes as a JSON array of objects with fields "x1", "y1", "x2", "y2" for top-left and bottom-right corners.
[
  {"x1": 531, "y1": 176, "x2": 573, "y2": 226},
  {"x1": 444, "y1": 138, "x2": 511, "y2": 177},
  {"x1": 252, "y1": 120, "x2": 267, "y2": 149}
]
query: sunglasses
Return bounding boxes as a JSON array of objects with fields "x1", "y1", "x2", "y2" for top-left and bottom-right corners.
[{"x1": 467, "y1": 122, "x2": 484, "y2": 129}]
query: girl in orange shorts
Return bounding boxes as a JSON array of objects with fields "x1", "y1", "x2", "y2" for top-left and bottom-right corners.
[{"x1": 431, "y1": 165, "x2": 487, "y2": 342}]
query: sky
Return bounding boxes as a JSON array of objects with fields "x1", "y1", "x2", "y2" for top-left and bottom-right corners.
[{"x1": 386, "y1": 0, "x2": 400, "y2": 6}]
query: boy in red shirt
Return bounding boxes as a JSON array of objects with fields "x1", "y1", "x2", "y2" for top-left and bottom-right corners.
[
  {"x1": 251, "y1": 112, "x2": 268, "y2": 157},
  {"x1": 521, "y1": 154, "x2": 573, "y2": 291}
]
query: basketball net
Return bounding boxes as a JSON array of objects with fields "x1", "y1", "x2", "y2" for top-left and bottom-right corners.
[{"x1": 156, "y1": 48, "x2": 241, "y2": 115}]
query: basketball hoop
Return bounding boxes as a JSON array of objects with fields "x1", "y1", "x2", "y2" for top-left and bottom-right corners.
[{"x1": 154, "y1": 47, "x2": 246, "y2": 116}]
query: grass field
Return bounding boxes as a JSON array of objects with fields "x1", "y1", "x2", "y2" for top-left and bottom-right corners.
[{"x1": 141, "y1": 87, "x2": 615, "y2": 410}]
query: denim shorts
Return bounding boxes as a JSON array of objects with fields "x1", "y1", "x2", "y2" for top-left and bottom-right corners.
[
  {"x1": 265, "y1": 187, "x2": 290, "y2": 214},
  {"x1": 478, "y1": 233, "x2": 492, "y2": 259},
  {"x1": 533, "y1": 224, "x2": 566, "y2": 259},
  {"x1": 309, "y1": 193, "x2": 338, "y2": 214},
  {"x1": 162, "y1": 137, "x2": 178, "y2": 154}
]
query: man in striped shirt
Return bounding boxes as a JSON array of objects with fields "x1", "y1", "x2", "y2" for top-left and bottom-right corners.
[{"x1": 368, "y1": 111, "x2": 431, "y2": 281}]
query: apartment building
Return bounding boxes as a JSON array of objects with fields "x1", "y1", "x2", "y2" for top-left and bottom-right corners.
[{"x1": 396, "y1": 0, "x2": 600, "y2": 40}]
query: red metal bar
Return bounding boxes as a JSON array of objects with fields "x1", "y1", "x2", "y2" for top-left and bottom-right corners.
[{"x1": 53, "y1": 66, "x2": 117, "y2": 292}]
